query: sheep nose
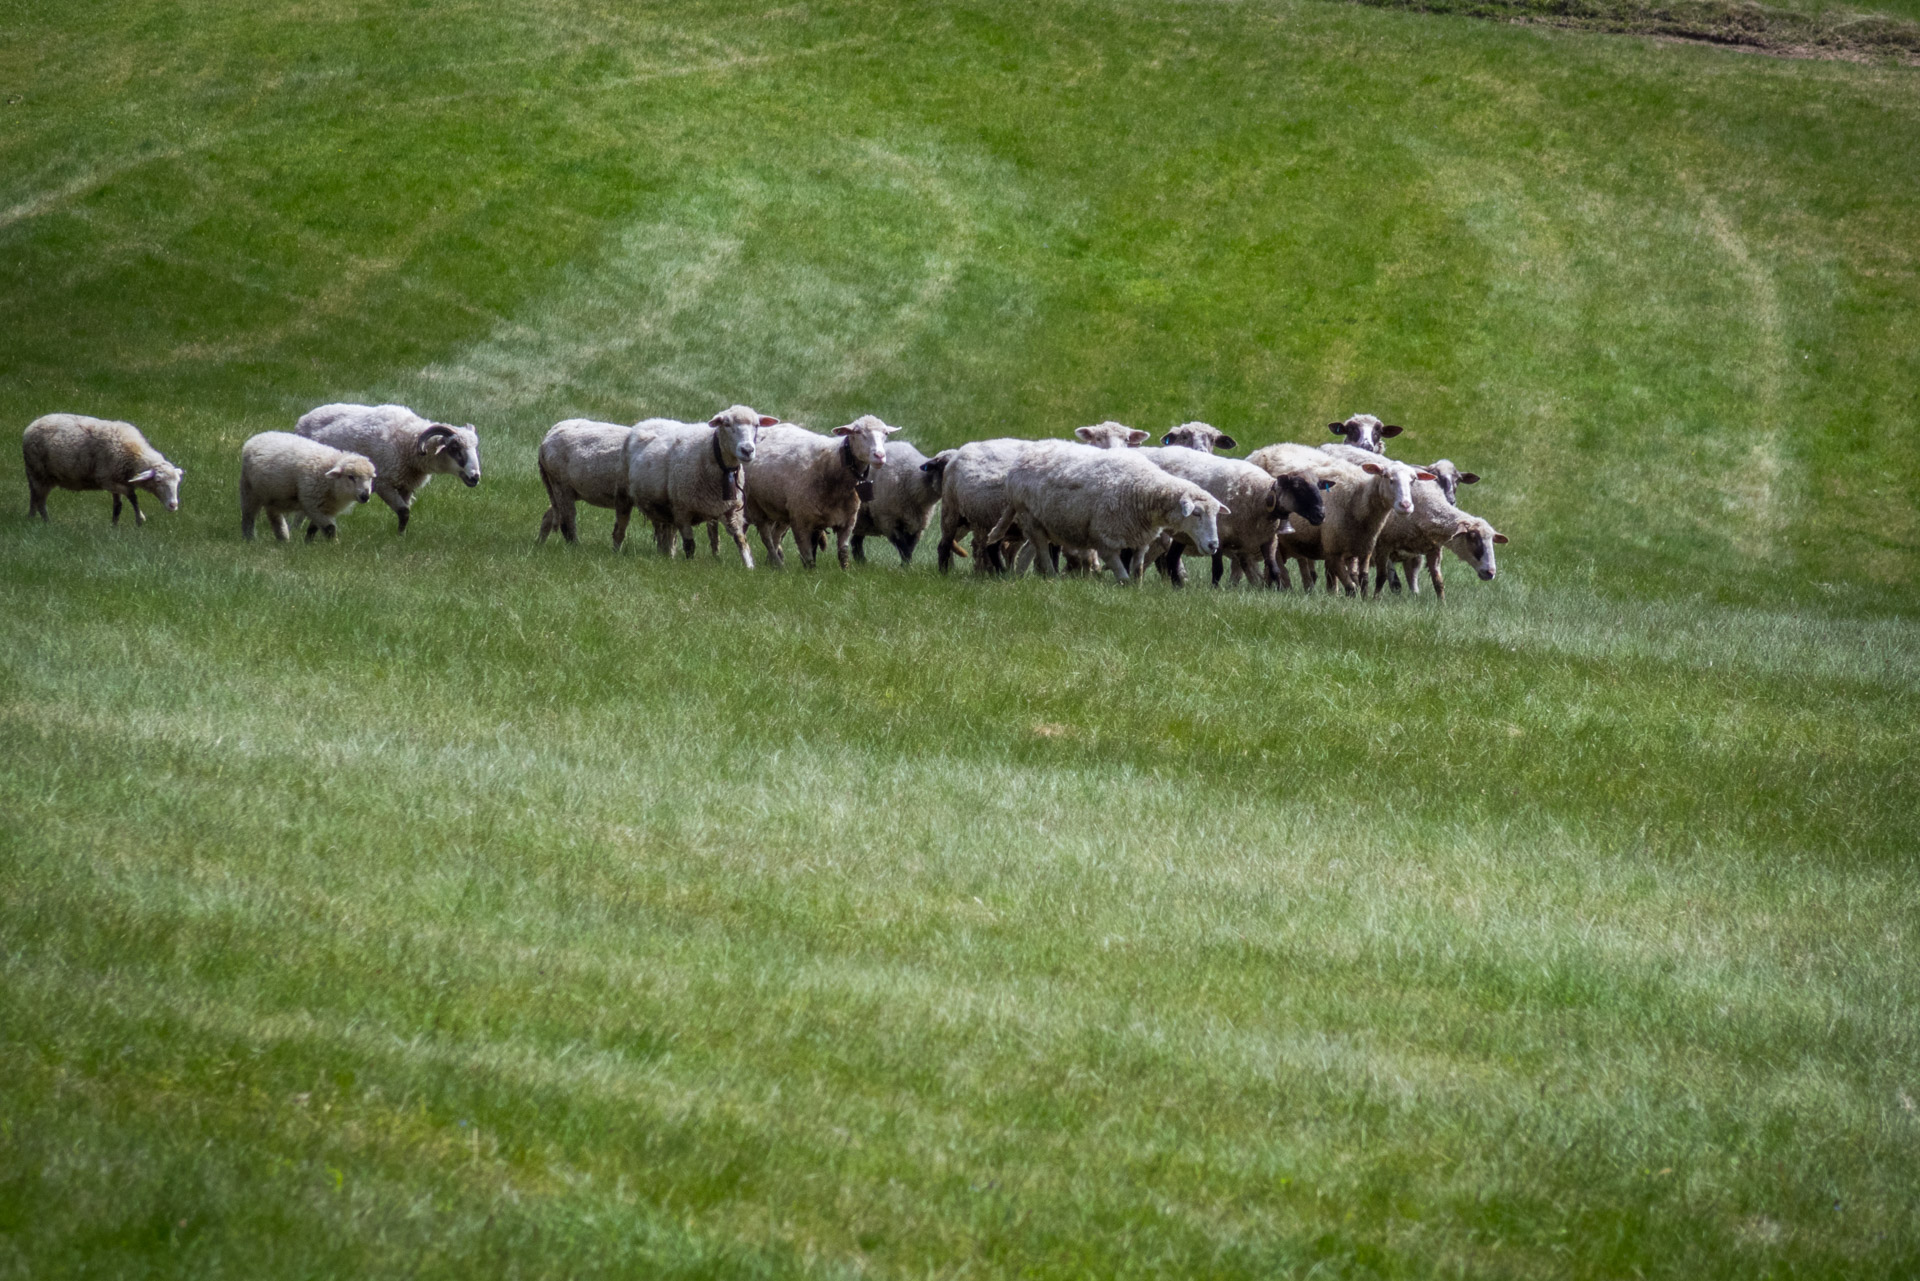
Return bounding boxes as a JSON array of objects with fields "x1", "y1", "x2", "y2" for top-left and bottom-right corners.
[
  {"x1": 737, "y1": 444, "x2": 755, "y2": 460},
  {"x1": 1397, "y1": 499, "x2": 1414, "y2": 513},
  {"x1": 1479, "y1": 569, "x2": 1495, "y2": 580},
  {"x1": 166, "y1": 500, "x2": 179, "y2": 511},
  {"x1": 464, "y1": 474, "x2": 479, "y2": 487}
]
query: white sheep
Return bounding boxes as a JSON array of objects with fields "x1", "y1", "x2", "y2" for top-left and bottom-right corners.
[
  {"x1": 537, "y1": 419, "x2": 641, "y2": 547},
  {"x1": 626, "y1": 405, "x2": 778, "y2": 565},
  {"x1": 1158, "y1": 422, "x2": 1238, "y2": 453},
  {"x1": 22, "y1": 413, "x2": 184, "y2": 525},
  {"x1": 1372, "y1": 479, "x2": 1506, "y2": 599},
  {"x1": 741, "y1": 416, "x2": 899, "y2": 569},
  {"x1": 851, "y1": 440, "x2": 950, "y2": 565},
  {"x1": 1137, "y1": 447, "x2": 1322, "y2": 587},
  {"x1": 295, "y1": 403, "x2": 480, "y2": 534},
  {"x1": 1246, "y1": 443, "x2": 1430, "y2": 594},
  {"x1": 1379, "y1": 458, "x2": 1482, "y2": 591},
  {"x1": 933, "y1": 424, "x2": 1143, "y2": 573},
  {"x1": 984, "y1": 444, "x2": 1226, "y2": 585},
  {"x1": 239, "y1": 432, "x2": 375, "y2": 542},
  {"x1": 1326, "y1": 413, "x2": 1403, "y2": 453}
]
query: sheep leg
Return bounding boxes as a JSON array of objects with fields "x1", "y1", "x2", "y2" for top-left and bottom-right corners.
[
  {"x1": 611, "y1": 497, "x2": 632, "y2": 551},
  {"x1": 1156, "y1": 546, "x2": 1183, "y2": 586},
  {"x1": 757, "y1": 522, "x2": 787, "y2": 568},
  {"x1": 791, "y1": 524, "x2": 818, "y2": 569},
  {"x1": 28, "y1": 478, "x2": 51, "y2": 520},
  {"x1": 725, "y1": 512, "x2": 756, "y2": 568},
  {"x1": 128, "y1": 491, "x2": 146, "y2": 526},
  {"x1": 891, "y1": 533, "x2": 917, "y2": 565},
  {"x1": 378, "y1": 484, "x2": 411, "y2": 534},
  {"x1": 1427, "y1": 552, "x2": 1446, "y2": 601},
  {"x1": 537, "y1": 507, "x2": 556, "y2": 543},
  {"x1": 112, "y1": 493, "x2": 124, "y2": 525},
  {"x1": 681, "y1": 527, "x2": 697, "y2": 559},
  {"x1": 708, "y1": 520, "x2": 720, "y2": 558},
  {"x1": 1103, "y1": 544, "x2": 1134, "y2": 585},
  {"x1": 240, "y1": 490, "x2": 257, "y2": 540},
  {"x1": 851, "y1": 533, "x2": 867, "y2": 563},
  {"x1": 1374, "y1": 561, "x2": 1392, "y2": 596},
  {"x1": 834, "y1": 524, "x2": 853, "y2": 570},
  {"x1": 270, "y1": 512, "x2": 290, "y2": 542}
]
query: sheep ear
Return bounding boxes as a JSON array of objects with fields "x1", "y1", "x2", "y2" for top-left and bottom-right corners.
[
  {"x1": 1125, "y1": 429, "x2": 1149, "y2": 446},
  {"x1": 1360, "y1": 462, "x2": 1384, "y2": 475},
  {"x1": 1216, "y1": 434, "x2": 1237, "y2": 450},
  {"x1": 1415, "y1": 471, "x2": 1437, "y2": 481},
  {"x1": 1318, "y1": 479, "x2": 1336, "y2": 491},
  {"x1": 1161, "y1": 432, "x2": 1175, "y2": 445},
  {"x1": 1328, "y1": 423, "x2": 1346, "y2": 435},
  {"x1": 758, "y1": 416, "x2": 779, "y2": 428},
  {"x1": 832, "y1": 425, "x2": 856, "y2": 436},
  {"x1": 127, "y1": 468, "x2": 156, "y2": 484},
  {"x1": 1459, "y1": 472, "x2": 1480, "y2": 484},
  {"x1": 1215, "y1": 503, "x2": 1231, "y2": 517},
  {"x1": 1074, "y1": 426, "x2": 1094, "y2": 442},
  {"x1": 325, "y1": 463, "x2": 346, "y2": 478},
  {"x1": 1382, "y1": 425, "x2": 1404, "y2": 438},
  {"x1": 1178, "y1": 496, "x2": 1196, "y2": 517},
  {"x1": 884, "y1": 424, "x2": 902, "y2": 435},
  {"x1": 708, "y1": 414, "x2": 728, "y2": 427},
  {"x1": 1493, "y1": 533, "x2": 1509, "y2": 544}
]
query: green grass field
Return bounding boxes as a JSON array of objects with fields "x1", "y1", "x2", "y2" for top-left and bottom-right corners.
[{"x1": 4, "y1": 1, "x2": 1919, "y2": 1276}]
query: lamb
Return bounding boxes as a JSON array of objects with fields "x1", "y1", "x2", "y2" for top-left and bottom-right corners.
[
  {"x1": 1327, "y1": 413, "x2": 1403, "y2": 453},
  {"x1": 984, "y1": 444, "x2": 1226, "y2": 585},
  {"x1": 239, "y1": 432, "x2": 375, "y2": 541},
  {"x1": 1138, "y1": 447, "x2": 1324, "y2": 587},
  {"x1": 851, "y1": 441, "x2": 950, "y2": 565},
  {"x1": 536, "y1": 419, "x2": 642, "y2": 547},
  {"x1": 741, "y1": 416, "x2": 899, "y2": 569},
  {"x1": 626, "y1": 405, "x2": 779, "y2": 566},
  {"x1": 22, "y1": 413, "x2": 184, "y2": 525},
  {"x1": 1159, "y1": 422, "x2": 1237, "y2": 453},
  {"x1": 295, "y1": 403, "x2": 480, "y2": 534},
  {"x1": 934, "y1": 424, "x2": 1144, "y2": 573}
]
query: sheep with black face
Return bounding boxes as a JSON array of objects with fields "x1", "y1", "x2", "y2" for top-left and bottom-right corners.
[{"x1": 296, "y1": 403, "x2": 481, "y2": 534}]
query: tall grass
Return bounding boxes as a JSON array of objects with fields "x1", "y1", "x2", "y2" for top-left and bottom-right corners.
[{"x1": 3, "y1": 0, "x2": 1918, "y2": 1276}]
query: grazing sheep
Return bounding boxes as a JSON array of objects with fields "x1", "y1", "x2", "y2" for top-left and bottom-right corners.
[
  {"x1": 1380, "y1": 459, "x2": 1481, "y2": 591},
  {"x1": 741, "y1": 416, "x2": 899, "y2": 569},
  {"x1": 239, "y1": 432, "x2": 374, "y2": 542},
  {"x1": 295, "y1": 403, "x2": 481, "y2": 534},
  {"x1": 934, "y1": 425, "x2": 1143, "y2": 573},
  {"x1": 852, "y1": 441, "x2": 949, "y2": 565},
  {"x1": 1327, "y1": 413, "x2": 1403, "y2": 454},
  {"x1": 22, "y1": 414, "x2": 184, "y2": 525},
  {"x1": 984, "y1": 444, "x2": 1226, "y2": 585},
  {"x1": 1138, "y1": 447, "x2": 1322, "y2": 587},
  {"x1": 1371, "y1": 478, "x2": 1506, "y2": 599},
  {"x1": 626, "y1": 405, "x2": 778, "y2": 566},
  {"x1": 1159, "y1": 422, "x2": 1237, "y2": 453},
  {"x1": 537, "y1": 419, "x2": 641, "y2": 547}
]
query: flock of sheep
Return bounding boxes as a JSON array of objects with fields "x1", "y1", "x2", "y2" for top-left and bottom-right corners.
[{"x1": 19, "y1": 403, "x2": 1507, "y2": 595}]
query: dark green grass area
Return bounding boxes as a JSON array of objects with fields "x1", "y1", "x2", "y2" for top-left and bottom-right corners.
[{"x1": 4, "y1": 0, "x2": 1920, "y2": 1276}]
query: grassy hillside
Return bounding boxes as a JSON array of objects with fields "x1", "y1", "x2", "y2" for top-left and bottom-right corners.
[{"x1": 3, "y1": 1, "x2": 1919, "y2": 1277}]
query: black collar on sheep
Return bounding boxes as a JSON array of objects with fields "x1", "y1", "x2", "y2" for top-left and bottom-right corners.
[
  {"x1": 840, "y1": 437, "x2": 875, "y2": 502},
  {"x1": 710, "y1": 431, "x2": 742, "y2": 501}
]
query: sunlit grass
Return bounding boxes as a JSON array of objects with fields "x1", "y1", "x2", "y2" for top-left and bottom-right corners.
[{"x1": 3, "y1": 0, "x2": 1919, "y2": 1276}]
